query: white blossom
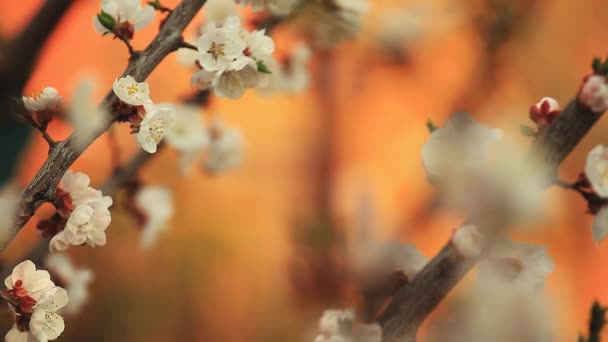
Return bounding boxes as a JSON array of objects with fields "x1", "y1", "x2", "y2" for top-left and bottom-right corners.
[
  {"x1": 480, "y1": 238, "x2": 554, "y2": 290},
  {"x1": 579, "y1": 74, "x2": 608, "y2": 113},
  {"x1": 93, "y1": 0, "x2": 155, "y2": 35},
  {"x1": 197, "y1": 24, "x2": 247, "y2": 71},
  {"x1": 44, "y1": 254, "x2": 93, "y2": 315},
  {"x1": 205, "y1": 121, "x2": 244, "y2": 173},
  {"x1": 534, "y1": 97, "x2": 559, "y2": 113},
  {"x1": 67, "y1": 79, "x2": 109, "y2": 148},
  {"x1": 134, "y1": 186, "x2": 174, "y2": 249},
  {"x1": 452, "y1": 224, "x2": 482, "y2": 259},
  {"x1": 50, "y1": 171, "x2": 113, "y2": 252},
  {"x1": 25, "y1": 288, "x2": 68, "y2": 342},
  {"x1": 22, "y1": 88, "x2": 62, "y2": 113},
  {"x1": 165, "y1": 104, "x2": 210, "y2": 172},
  {"x1": 112, "y1": 75, "x2": 152, "y2": 106},
  {"x1": 586, "y1": 145, "x2": 608, "y2": 197},
  {"x1": 422, "y1": 113, "x2": 503, "y2": 181},
  {"x1": 136, "y1": 103, "x2": 176, "y2": 153},
  {"x1": 4, "y1": 261, "x2": 55, "y2": 302},
  {"x1": 592, "y1": 205, "x2": 608, "y2": 244}
]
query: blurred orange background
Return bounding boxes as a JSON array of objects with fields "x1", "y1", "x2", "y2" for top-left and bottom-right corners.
[{"x1": 2, "y1": 0, "x2": 608, "y2": 341}]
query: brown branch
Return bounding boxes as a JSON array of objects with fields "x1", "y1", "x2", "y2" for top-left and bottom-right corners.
[
  {"x1": 378, "y1": 97, "x2": 603, "y2": 341},
  {"x1": 2, "y1": 0, "x2": 208, "y2": 253},
  {"x1": 102, "y1": 144, "x2": 164, "y2": 195}
]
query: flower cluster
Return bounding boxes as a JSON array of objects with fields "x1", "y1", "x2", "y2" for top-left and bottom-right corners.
[
  {"x1": 164, "y1": 106, "x2": 244, "y2": 174},
  {"x1": 36, "y1": 171, "x2": 113, "y2": 252},
  {"x1": 93, "y1": 0, "x2": 155, "y2": 39},
  {"x1": 192, "y1": 16, "x2": 277, "y2": 99},
  {"x1": 578, "y1": 74, "x2": 608, "y2": 113},
  {"x1": 113, "y1": 76, "x2": 176, "y2": 153},
  {"x1": 45, "y1": 254, "x2": 93, "y2": 315},
  {"x1": 4, "y1": 260, "x2": 69, "y2": 342},
  {"x1": 314, "y1": 309, "x2": 381, "y2": 342}
]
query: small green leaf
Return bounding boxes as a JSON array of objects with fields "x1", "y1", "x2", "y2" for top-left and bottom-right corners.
[
  {"x1": 592, "y1": 57, "x2": 602, "y2": 73},
  {"x1": 426, "y1": 119, "x2": 438, "y2": 133},
  {"x1": 520, "y1": 124, "x2": 536, "y2": 137},
  {"x1": 148, "y1": 0, "x2": 162, "y2": 10},
  {"x1": 256, "y1": 60, "x2": 272, "y2": 74},
  {"x1": 97, "y1": 11, "x2": 116, "y2": 32}
]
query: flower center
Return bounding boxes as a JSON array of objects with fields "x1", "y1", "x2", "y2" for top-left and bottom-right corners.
[
  {"x1": 126, "y1": 84, "x2": 140, "y2": 96},
  {"x1": 208, "y1": 42, "x2": 226, "y2": 60}
]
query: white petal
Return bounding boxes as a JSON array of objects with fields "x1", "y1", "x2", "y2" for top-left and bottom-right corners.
[{"x1": 132, "y1": 5, "x2": 155, "y2": 31}]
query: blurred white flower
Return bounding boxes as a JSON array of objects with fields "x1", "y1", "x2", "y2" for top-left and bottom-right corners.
[
  {"x1": 205, "y1": 120, "x2": 244, "y2": 173},
  {"x1": 422, "y1": 113, "x2": 503, "y2": 181},
  {"x1": 318, "y1": 309, "x2": 355, "y2": 336},
  {"x1": 358, "y1": 241, "x2": 427, "y2": 281},
  {"x1": 315, "y1": 309, "x2": 382, "y2": 342},
  {"x1": 165, "y1": 104, "x2": 210, "y2": 172},
  {"x1": 579, "y1": 74, "x2": 608, "y2": 113},
  {"x1": 236, "y1": 0, "x2": 299, "y2": 16},
  {"x1": 67, "y1": 79, "x2": 109, "y2": 148},
  {"x1": 112, "y1": 75, "x2": 152, "y2": 106},
  {"x1": 212, "y1": 58, "x2": 260, "y2": 99},
  {"x1": 44, "y1": 254, "x2": 93, "y2": 315},
  {"x1": 28, "y1": 288, "x2": 69, "y2": 342},
  {"x1": 586, "y1": 145, "x2": 608, "y2": 197},
  {"x1": 4, "y1": 261, "x2": 55, "y2": 302},
  {"x1": 22, "y1": 87, "x2": 62, "y2": 113},
  {"x1": 309, "y1": 0, "x2": 369, "y2": 48},
  {"x1": 136, "y1": 103, "x2": 176, "y2": 153},
  {"x1": 481, "y1": 238, "x2": 554, "y2": 290},
  {"x1": 50, "y1": 171, "x2": 113, "y2": 252},
  {"x1": 93, "y1": 0, "x2": 155, "y2": 37},
  {"x1": 592, "y1": 205, "x2": 608, "y2": 244},
  {"x1": 452, "y1": 224, "x2": 482, "y2": 259},
  {"x1": 264, "y1": 43, "x2": 312, "y2": 94},
  {"x1": 205, "y1": 0, "x2": 237, "y2": 26},
  {"x1": 133, "y1": 186, "x2": 174, "y2": 249}
]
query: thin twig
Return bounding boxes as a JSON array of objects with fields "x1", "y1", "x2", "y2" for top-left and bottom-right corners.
[
  {"x1": 115, "y1": 34, "x2": 139, "y2": 58},
  {"x1": 178, "y1": 40, "x2": 197, "y2": 51},
  {"x1": 24, "y1": 116, "x2": 57, "y2": 148},
  {"x1": 0, "y1": 292, "x2": 20, "y2": 310}
]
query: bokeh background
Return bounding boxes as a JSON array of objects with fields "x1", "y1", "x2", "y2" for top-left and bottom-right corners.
[{"x1": 1, "y1": 0, "x2": 608, "y2": 341}]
